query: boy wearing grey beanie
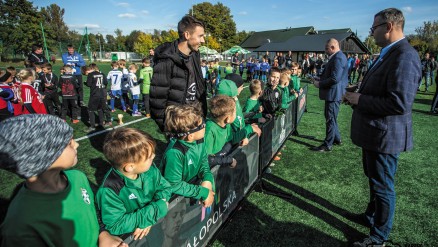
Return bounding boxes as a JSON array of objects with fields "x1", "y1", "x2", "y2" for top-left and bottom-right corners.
[{"x1": 0, "y1": 114, "x2": 127, "y2": 247}]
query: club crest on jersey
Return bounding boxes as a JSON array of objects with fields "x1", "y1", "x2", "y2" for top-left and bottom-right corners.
[{"x1": 81, "y1": 188, "x2": 91, "y2": 204}]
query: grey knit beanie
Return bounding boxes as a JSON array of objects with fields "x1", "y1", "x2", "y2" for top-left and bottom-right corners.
[{"x1": 0, "y1": 114, "x2": 73, "y2": 178}]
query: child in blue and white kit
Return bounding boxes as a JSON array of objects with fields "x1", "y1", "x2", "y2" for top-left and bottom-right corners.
[
  {"x1": 107, "y1": 61, "x2": 126, "y2": 112},
  {"x1": 128, "y1": 64, "x2": 142, "y2": 117}
]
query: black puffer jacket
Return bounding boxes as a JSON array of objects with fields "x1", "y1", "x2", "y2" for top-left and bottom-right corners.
[{"x1": 149, "y1": 40, "x2": 207, "y2": 131}]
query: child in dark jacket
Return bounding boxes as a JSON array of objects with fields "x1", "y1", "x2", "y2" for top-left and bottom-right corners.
[{"x1": 59, "y1": 66, "x2": 80, "y2": 123}]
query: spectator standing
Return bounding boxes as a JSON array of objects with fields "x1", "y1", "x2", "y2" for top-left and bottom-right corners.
[
  {"x1": 419, "y1": 52, "x2": 432, "y2": 92},
  {"x1": 62, "y1": 44, "x2": 86, "y2": 106},
  {"x1": 344, "y1": 8, "x2": 421, "y2": 246},
  {"x1": 231, "y1": 52, "x2": 239, "y2": 73},
  {"x1": 311, "y1": 38, "x2": 348, "y2": 152},
  {"x1": 150, "y1": 15, "x2": 207, "y2": 131},
  {"x1": 26, "y1": 44, "x2": 48, "y2": 68},
  {"x1": 285, "y1": 51, "x2": 293, "y2": 69},
  {"x1": 430, "y1": 56, "x2": 437, "y2": 85}
]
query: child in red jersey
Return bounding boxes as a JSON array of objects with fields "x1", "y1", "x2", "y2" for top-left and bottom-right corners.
[{"x1": 12, "y1": 68, "x2": 47, "y2": 115}]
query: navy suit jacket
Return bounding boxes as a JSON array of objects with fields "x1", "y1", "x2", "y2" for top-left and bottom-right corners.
[
  {"x1": 350, "y1": 38, "x2": 421, "y2": 154},
  {"x1": 318, "y1": 51, "x2": 348, "y2": 101}
]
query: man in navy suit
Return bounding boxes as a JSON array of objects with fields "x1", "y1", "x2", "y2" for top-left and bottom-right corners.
[
  {"x1": 344, "y1": 8, "x2": 421, "y2": 247},
  {"x1": 311, "y1": 38, "x2": 348, "y2": 152}
]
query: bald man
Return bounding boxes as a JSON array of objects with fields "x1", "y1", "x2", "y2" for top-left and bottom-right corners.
[{"x1": 311, "y1": 38, "x2": 348, "y2": 151}]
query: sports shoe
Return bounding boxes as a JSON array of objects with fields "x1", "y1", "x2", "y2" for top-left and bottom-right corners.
[
  {"x1": 311, "y1": 145, "x2": 332, "y2": 152},
  {"x1": 353, "y1": 237, "x2": 385, "y2": 247},
  {"x1": 132, "y1": 112, "x2": 142, "y2": 117},
  {"x1": 146, "y1": 114, "x2": 151, "y2": 118},
  {"x1": 273, "y1": 156, "x2": 281, "y2": 161},
  {"x1": 104, "y1": 122, "x2": 113, "y2": 127},
  {"x1": 72, "y1": 119, "x2": 80, "y2": 124},
  {"x1": 86, "y1": 127, "x2": 95, "y2": 132}
]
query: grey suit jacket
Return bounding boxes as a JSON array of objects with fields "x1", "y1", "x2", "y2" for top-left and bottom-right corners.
[{"x1": 350, "y1": 38, "x2": 421, "y2": 153}]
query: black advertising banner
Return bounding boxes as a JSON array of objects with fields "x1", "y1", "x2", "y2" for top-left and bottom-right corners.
[
  {"x1": 124, "y1": 135, "x2": 259, "y2": 247},
  {"x1": 123, "y1": 88, "x2": 307, "y2": 246},
  {"x1": 296, "y1": 85, "x2": 308, "y2": 126}
]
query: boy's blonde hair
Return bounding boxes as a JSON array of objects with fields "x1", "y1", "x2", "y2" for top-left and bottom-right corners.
[
  {"x1": 249, "y1": 79, "x2": 263, "y2": 96},
  {"x1": 16, "y1": 68, "x2": 35, "y2": 82},
  {"x1": 103, "y1": 127, "x2": 156, "y2": 168},
  {"x1": 209, "y1": 95, "x2": 236, "y2": 120},
  {"x1": 63, "y1": 66, "x2": 72, "y2": 73},
  {"x1": 164, "y1": 103, "x2": 203, "y2": 138},
  {"x1": 280, "y1": 73, "x2": 290, "y2": 86},
  {"x1": 291, "y1": 62, "x2": 299, "y2": 68},
  {"x1": 129, "y1": 63, "x2": 138, "y2": 71}
]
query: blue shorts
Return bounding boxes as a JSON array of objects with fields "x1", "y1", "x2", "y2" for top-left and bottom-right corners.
[{"x1": 111, "y1": 90, "x2": 122, "y2": 98}]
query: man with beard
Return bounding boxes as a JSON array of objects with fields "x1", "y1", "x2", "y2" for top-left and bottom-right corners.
[{"x1": 150, "y1": 15, "x2": 207, "y2": 131}]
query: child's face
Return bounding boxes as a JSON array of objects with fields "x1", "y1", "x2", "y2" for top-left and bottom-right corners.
[
  {"x1": 280, "y1": 79, "x2": 289, "y2": 87},
  {"x1": 270, "y1": 72, "x2": 280, "y2": 87},
  {"x1": 35, "y1": 67, "x2": 42, "y2": 72},
  {"x1": 227, "y1": 108, "x2": 237, "y2": 123},
  {"x1": 133, "y1": 153, "x2": 156, "y2": 174},
  {"x1": 42, "y1": 68, "x2": 50, "y2": 74},
  {"x1": 52, "y1": 139, "x2": 79, "y2": 170}
]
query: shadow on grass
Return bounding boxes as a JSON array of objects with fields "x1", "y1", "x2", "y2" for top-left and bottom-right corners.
[
  {"x1": 214, "y1": 198, "x2": 344, "y2": 247},
  {"x1": 258, "y1": 174, "x2": 367, "y2": 245},
  {"x1": 412, "y1": 108, "x2": 436, "y2": 115},
  {"x1": 414, "y1": 98, "x2": 432, "y2": 106}
]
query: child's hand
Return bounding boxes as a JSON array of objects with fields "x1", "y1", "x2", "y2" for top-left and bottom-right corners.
[
  {"x1": 251, "y1": 124, "x2": 262, "y2": 137},
  {"x1": 98, "y1": 231, "x2": 128, "y2": 247},
  {"x1": 132, "y1": 226, "x2": 151, "y2": 240},
  {"x1": 240, "y1": 138, "x2": 249, "y2": 146},
  {"x1": 230, "y1": 158, "x2": 237, "y2": 168},
  {"x1": 203, "y1": 190, "x2": 215, "y2": 207},
  {"x1": 200, "y1": 181, "x2": 213, "y2": 191}
]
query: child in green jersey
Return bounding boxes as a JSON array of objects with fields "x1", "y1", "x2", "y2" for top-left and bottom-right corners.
[
  {"x1": 97, "y1": 127, "x2": 172, "y2": 239},
  {"x1": 205, "y1": 95, "x2": 241, "y2": 167},
  {"x1": 217, "y1": 74, "x2": 262, "y2": 144},
  {"x1": 243, "y1": 79, "x2": 265, "y2": 123},
  {"x1": 161, "y1": 103, "x2": 215, "y2": 208},
  {"x1": 290, "y1": 62, "x2": 303, "y2": 99},
  {"x1": 0, "y1": 114, "x2": 126, "y2": 247},
  {"x1": 139, "y1": 58, "x2": 153, "y2": 117}
]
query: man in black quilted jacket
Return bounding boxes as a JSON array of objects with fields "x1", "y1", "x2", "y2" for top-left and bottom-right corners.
[{"x1": 150, "y1": 15, "x2": 207, "y2": 131}]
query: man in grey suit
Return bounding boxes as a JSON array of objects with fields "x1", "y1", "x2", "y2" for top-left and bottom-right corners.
[
  {"x1": 311, "y1": 38, "x2": 348, "y2": 152},
  {"x1": 344, "y1": 8, "x2": 421, "y2": 247}
]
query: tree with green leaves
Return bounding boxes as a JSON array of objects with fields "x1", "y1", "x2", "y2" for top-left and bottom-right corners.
[
  {"x1": 364, "y1": 36, "x2": 379, "y2": 54},
  {"x1": 133, "y1": 32, "x2": 153, "y2": 56},
  {"x1": 0, "y1": 0, "x2": 43, "y2": 57},
  {"x1": 191, "y1": 2, "x2": 237, "y2": 50},
  {"x1": 39, "y1": 4, "x2": 69, "y2": 55}
]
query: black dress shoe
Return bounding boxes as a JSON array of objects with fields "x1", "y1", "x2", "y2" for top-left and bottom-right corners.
[
  {"x1": 311, "y1": 145, "x2": 332, "y2": 152},
  {"x1": 333, "y1": 140, "x2": 343, "y2": 145}
]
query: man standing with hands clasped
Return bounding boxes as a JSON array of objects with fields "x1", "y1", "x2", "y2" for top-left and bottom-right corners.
[
  {"x1": 311, "y1": 38, "x2": 348, "y2": 152},
  {"x1": 343, "y1": 8, "x2": 421, "y2": 247}
]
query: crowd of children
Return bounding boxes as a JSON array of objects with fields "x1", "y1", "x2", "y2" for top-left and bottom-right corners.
[
  {"x1": 0, "y1": 58, "x2": 155, "y2": 130},
  {"x1": 0, "y1": 54, "x2": 306, "y2": 246}
]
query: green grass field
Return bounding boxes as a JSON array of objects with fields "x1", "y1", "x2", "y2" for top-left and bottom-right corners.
[{"x1": 0, "y1": 62, "x2": 437, "y2": 246}]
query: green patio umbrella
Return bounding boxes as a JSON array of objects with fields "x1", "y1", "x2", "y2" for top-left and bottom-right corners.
[{"x1": 223, "y1": 45, "x2": 251, "y2": 55}]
